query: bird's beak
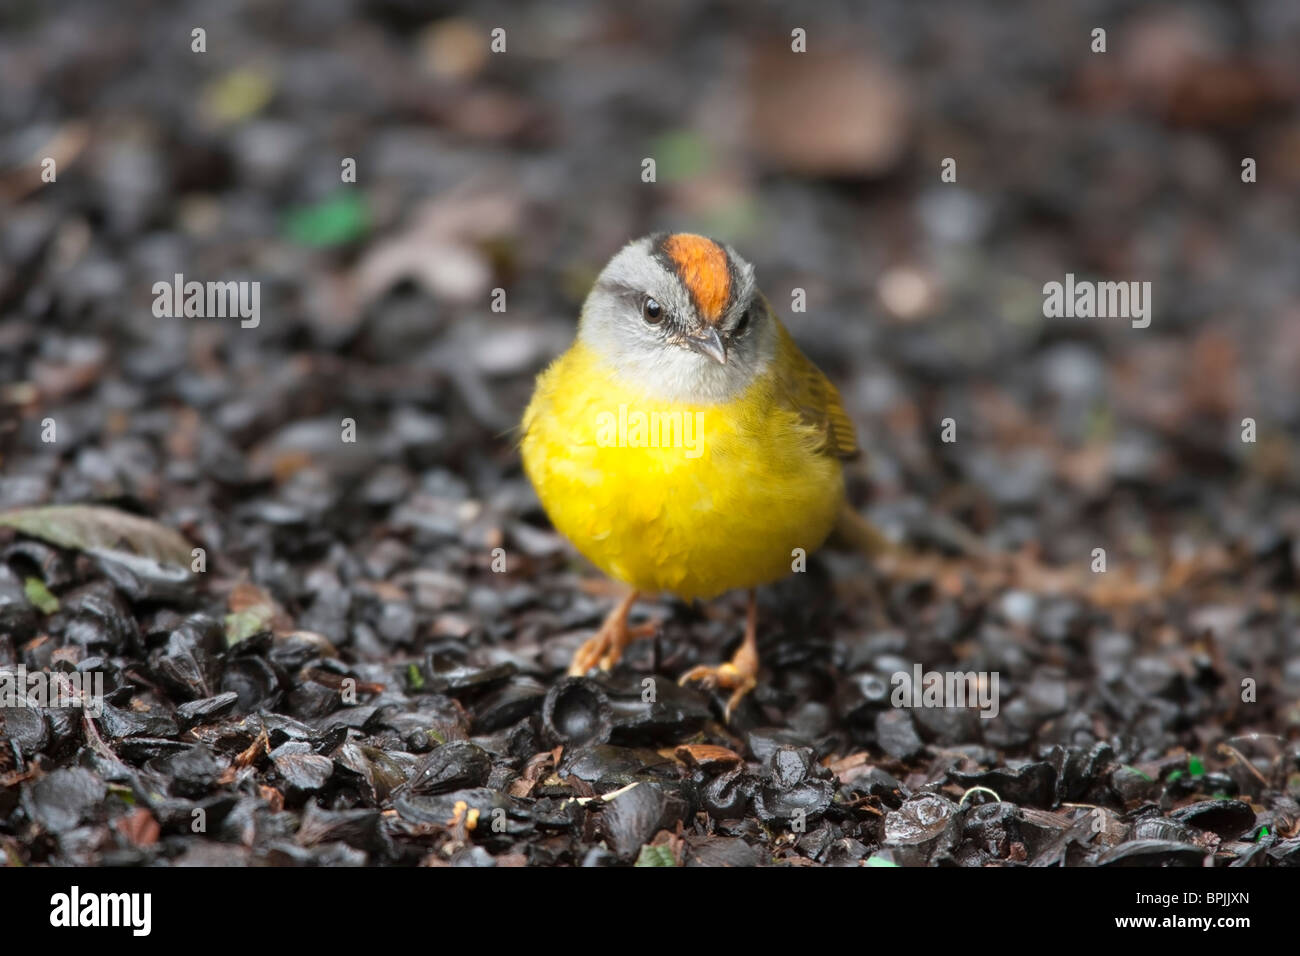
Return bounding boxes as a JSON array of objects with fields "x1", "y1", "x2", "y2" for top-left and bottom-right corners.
[{"x1": 684, "y1": 326, "x2": 727, "y2": 365}]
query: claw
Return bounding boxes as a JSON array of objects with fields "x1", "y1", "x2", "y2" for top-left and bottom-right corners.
[
  {"x1": 567, "y1": 591, "x2": 656, "y2": 676},
  {"x1": 678, "y1": 662, "x2": 757, "y2": 721},
  {"x1": 677, "y1": 589, "x2": 760, "y2": 721}
]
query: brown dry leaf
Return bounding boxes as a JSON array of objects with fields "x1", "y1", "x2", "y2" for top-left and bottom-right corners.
[
  {"x1": 935, "y1": 564, "x2": 969, "y2": 598},
  {"x1": 114, "y1": 808, "x2": 160, "y2": 847},
  {"x1": 1161, "y1": 546, "x2": 1231, "y2": 593},
  {"x1": 259, "y1": 785, "x2": 285, "y2": 813},
  {"x1": 1057, "y1": 443, "x2": 1114, "y2": 496},
  {"x1": 826, "y1": 752, "x2": 872, "y2": 777},
  {"x1": 1009, "y1": 550, "x2": 1086, "y2": 598},
  {"x1": 1186, "y1": 329, "x2": 1241, "y2": 417},
  {"x1": 418, "y1": 18, "x2": 489, "y2": 81},
  {"x1": 234, "y1": 728, "x2": 271, "y2": 769},
  {"x1": 1086, "y1": 566, "x2": 1162, "y2": 608},
  {"x1": 357, "y1": 579, "x2": 409, "y2": 603},
  {"x1": 353, "y1": 181, "x2": 523, "y2": 309},
  {"x1": 165, "y1": 407, "x2": 201, "y2": 461},
  {"x1": 0, "y1": 121, "x2": 89, "y2": 202},
  {"x1": 646, "y1": 827, "x2": 686, "y2": 867},
  {"x1": 303, "y1": 666, "x2": 383, "y2": 695},
  {"x1": 31, "y1": 350, "x2": 106, "y2": 402},
  {"x1": 270, "y1": 450, "x2": 314, "y2": 484},
  {"x1": 280, "y1": 630, "x2": 339, "y2": 659},
  {"x1": 509, "y1": 747, "x2": 562, "y2": 798},
  {"x1": 968, "y1": 386, "x2": 1058, "y2": 447},
  {"x1": 228, "y1": 580, "x2": 294, "y2": 635},
  {"x1": 673, "y1": 744, "x2": 742, "y2": 772},
  {"x1": 748, "y1": 44, "x2": 909, "y2": 177},
  {"x1": 446, "y1": 89, "x2": 537, "y2": 142}
]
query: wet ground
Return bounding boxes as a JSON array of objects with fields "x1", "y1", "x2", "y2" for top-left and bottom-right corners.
[{"x1": 1, "y1": 1, "x2": 1299, "y2": 866}]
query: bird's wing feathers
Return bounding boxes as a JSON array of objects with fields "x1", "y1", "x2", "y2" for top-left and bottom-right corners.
[{"x1": 772, "y1": 322, "x2": 859, "y2": 460}]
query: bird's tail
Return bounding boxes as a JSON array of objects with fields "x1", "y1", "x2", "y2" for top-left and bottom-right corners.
[
  {"x1": 832, "y1": 502, "x2": 989, "y2": 559},
  {"x1": 831, "y1": 502, "x2": 899, "y2": 557}
]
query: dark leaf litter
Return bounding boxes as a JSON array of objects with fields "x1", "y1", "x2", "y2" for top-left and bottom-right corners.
[{"x1": 2, "y1": 1, "x2": 1300, "y2": 866}]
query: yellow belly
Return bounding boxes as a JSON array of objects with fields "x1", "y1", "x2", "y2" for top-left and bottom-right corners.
[{"x1": 520, "y1": 342, "x2": 844, "y2": 601}]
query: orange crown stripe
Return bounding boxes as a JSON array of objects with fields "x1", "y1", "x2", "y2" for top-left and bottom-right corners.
[{"x1": 663, "y1": 234, "x2": 730, "y2": 323}]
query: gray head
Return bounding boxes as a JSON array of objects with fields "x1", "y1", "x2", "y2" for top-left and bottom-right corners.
[{"x1": 576, "y1": 233, "x2": 777, "y2": 403}]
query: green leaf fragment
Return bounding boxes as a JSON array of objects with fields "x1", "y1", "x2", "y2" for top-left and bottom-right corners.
[
  {"x1": 284, "y1": 193, "x2": 368, "y2": 247},
  {"x1": 23, "y1": 577, "x2": 58, "y2": 614},
  {"x1": 0, "y1": 505, "x2": 192, "y2": 565},
  {"x1": 1119, "y1": 764, "x2": 1153, "y2": 782},
  {"x1": 634, "y1": 844, "x2": 677, "y2": 867},
  {"x1": 225, "y1": 607, "x2": 273, "y2": 647},
  {"x1": 1188, "y1": 755, "x2": 1205, "y2": 777},
  {"x1": 204, "y1": 66, "x2": 275, "y2": 124},
  {"x1": 650, "y1": 131, "x2": 709, "y2": 182},
  {"x1": 407, "y1": 663, "x2": 425, "y2": 691}
]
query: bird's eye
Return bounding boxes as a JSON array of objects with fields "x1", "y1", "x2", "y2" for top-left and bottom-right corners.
[
  {"x1": 733, "y1": 308, "x2": 751, "y2": 336},
  {"x1": 642, "y1": 296, "x2": 663, "y2": 323}
]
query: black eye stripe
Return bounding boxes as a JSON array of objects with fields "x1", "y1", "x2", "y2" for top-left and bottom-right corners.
[{"x1": 724, "y1": 246, "x2": 744, "y2": 319}]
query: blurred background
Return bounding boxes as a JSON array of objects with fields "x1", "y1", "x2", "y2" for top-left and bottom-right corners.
[
  {"x1": 2, "y1": 0, "x2": 1300, "y2": 636},
  {"x1": 3, "y1": 0, "x2": 1300, "y2": 869}
]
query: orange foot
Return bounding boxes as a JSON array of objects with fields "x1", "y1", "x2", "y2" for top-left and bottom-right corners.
[
  {"x1": 568, "y1": 590, "x2": 658, "y2": 676},
  {"x1": 678, "y1": 589, "x2": 759, "y2": 721}
]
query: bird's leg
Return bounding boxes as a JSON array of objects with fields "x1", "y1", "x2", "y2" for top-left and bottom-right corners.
[
  {"x1": 678, "y1": 589, "x2": 760, "y2": 720},
  {"x1": 567, "y1": 590, "x2": 657, "y2": 676}
]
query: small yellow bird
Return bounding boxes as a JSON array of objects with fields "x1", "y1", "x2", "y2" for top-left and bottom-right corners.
[{"x1": 521, "y1": 233, "x2": 873, "y2": 716}]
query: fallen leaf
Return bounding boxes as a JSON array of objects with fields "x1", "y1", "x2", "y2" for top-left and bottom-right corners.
[
  {"x1": 0, "y1": 505, "x2": 193, "y2": 566},
  {"x1": 113, "y1": 809, "x2": 160, "y2": 847},
  {"x1": 673, "y1": 744, "x2": 742, "y2": 772},
  {"x1": 23, "y1": 577, "x2": 58, "y2": 614}
]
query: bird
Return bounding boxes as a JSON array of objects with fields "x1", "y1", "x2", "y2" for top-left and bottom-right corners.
[{"x1": 520, "y1": 232, "x2": 882, "y2": 718}]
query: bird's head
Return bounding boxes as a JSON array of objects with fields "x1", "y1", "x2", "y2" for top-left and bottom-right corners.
[{"x1": 577, "y1": 233, "x2": 778, "y2": 403}]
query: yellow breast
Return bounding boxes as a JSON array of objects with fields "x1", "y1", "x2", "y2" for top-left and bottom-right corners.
[{"x1": 520, "y1": 341, "x2": 844, "y2": 600}]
